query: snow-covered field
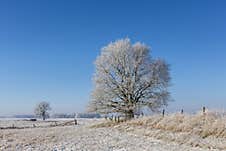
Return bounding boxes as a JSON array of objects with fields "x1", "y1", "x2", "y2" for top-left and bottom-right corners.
[
  {"x1": 0, "y1": 117, "x2": 223, "y2": 151},
  {"x1": 0, "y1": 118, "x2": 83, "y2": 129}
]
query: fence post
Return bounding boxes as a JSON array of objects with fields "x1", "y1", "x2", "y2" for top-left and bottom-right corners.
[
  {"x1": 162, "y1": 109, "x2": 165, "y2": 117},
  {"x1": 203, "y1": 106, "x2": 206, "y2": 115},
  {"x1": 74, "y1": 118, "x2": 77, "y2": 125}
]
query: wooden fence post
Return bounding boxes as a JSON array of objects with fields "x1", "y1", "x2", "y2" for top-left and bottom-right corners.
[
  {"x1": 203, "y1": 106, "x2": 206, "y2": 115},
  {"x1": 162, "y1": 109, "x2": 165, "y2": 117},
  {"x1": 74, "y1": 118, "x2": 77, "y2": 125}
]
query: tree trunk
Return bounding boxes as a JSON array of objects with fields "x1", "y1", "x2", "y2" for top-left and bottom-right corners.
[
  {"x1": 42, "y1": 112, "x2": 46, "y2": 121},
  {"x1": 125, "y1": 110, "x2": 134, "y2": 120}
]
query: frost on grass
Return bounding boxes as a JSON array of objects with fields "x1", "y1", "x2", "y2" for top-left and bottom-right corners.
[
  {"x1": 0, "y1": 118, "x2": 208, "y2": 151},
  {"x1": 1, "y1": 112, "x2": 226, "y2": 151},
  {"x1": 110, "y1": 111, "x2": 226, "y2": 150}
]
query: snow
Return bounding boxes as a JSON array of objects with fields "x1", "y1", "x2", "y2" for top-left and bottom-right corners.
[{"x1": 0, "y1": 118, "x2": 220, "y2": 151}]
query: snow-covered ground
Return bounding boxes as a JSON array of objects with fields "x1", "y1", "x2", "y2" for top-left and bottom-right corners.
[
  {"x1": 0, "y1": 118, "x2": 93, "y2": 128},
  {"x1": 0, "y1": 118, "x2": 217, "y2": 151}
]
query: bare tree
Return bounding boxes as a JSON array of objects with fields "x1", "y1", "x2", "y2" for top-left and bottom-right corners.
[
  {"x1": 88, "y1": 38, "x2": 171, "y2": 119},
  {"x1": 34, "y1": 101, "x2": 51, "y2": 120}
]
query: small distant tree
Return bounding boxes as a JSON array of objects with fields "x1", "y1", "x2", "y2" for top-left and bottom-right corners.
[
  {"x1": 88, "y1": 38, "x2": 171, "y2": 119},
  {"x1": 34, "y1": 101, "x2": 51, "y2": 120}
]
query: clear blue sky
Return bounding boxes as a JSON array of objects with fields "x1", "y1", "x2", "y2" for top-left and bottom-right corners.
[{"x1": 1, "y1": 0, "x2": 226, "y2": 115}]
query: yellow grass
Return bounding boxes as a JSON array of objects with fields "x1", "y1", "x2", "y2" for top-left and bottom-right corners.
[
  {"x1": 93, "y1": 111, "x2": 226, "y2": 150},
  {"x1": 128, "y1": 112, "x2": 226, "y2": 138}
]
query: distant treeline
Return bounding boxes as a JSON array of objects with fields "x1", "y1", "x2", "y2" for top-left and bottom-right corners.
[
  {"x1": 1, "y1": 113, "x2": 101, "y2": 119},
  {"x1": 76, "y1": 113, "x2": 101, "y2": 118},
  {"x1": 52, "y1": 113, "x2": 101, "y2": 118},
  {"x1": 51, "y1": 113, "x2": 75, "y2": 118},
  {"x1": 13, "y1": 115, "x2": 35, "y2": 118}
]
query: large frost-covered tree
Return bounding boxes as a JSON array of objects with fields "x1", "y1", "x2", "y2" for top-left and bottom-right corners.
[
  {"x1": 88, "y1": 38, "x2": 171, "y2": 119},
  {"x1": 34, "y1": 101, "x2": 51, "y2": 120}
]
